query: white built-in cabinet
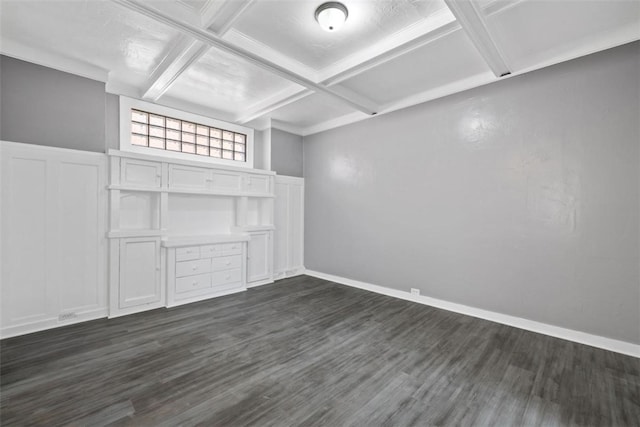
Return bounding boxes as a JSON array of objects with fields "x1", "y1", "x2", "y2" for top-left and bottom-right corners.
[
  {"x1": 0, "y1": 143, "x2": 301, "y2": 337},
  {"x1": 247, "y1": 231, "x2": 272, "y2": 284},
  {"x1": 108, "y1": 150, "x2": 275, "y2": 317},
  {"x1": 0, "y1": 142, "x2": 108, "y2": 338},
  {"x1": 274, "y1": 176, "x2": 305, "y2": 279},
  {"x1": 117, "y1": 237, "x2": 162, "y2": 309}
]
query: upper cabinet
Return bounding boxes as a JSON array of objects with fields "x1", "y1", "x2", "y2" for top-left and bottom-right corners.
[
  {"x1": 168, "y1": 164, "x2": 244, "y2": 193},
  {"x1": 110, "y1": 150, "x2": 273, "y2": 197},
  {"x1": 119, "y1": 158, "x2": 163, "y2": 189},
  {"x1": 244, "y1": 173, "x2": 271, "y2": 195}
]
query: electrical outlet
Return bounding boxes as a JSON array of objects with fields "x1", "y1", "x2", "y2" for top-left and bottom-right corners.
[{"x1": 410, "y1": 288, "x2": 420, "y2": 296}]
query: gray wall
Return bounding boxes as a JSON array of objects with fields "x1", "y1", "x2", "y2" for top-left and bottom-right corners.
[
  {"x1": 303, "y1": 42, "x2": 640, "y2": 344},
  {"x1": 0, "y1": 55, "x2": 106, "y2": 152},
  {"x1": 271, "y1": 128, "x2": 303, "y2": 177}
]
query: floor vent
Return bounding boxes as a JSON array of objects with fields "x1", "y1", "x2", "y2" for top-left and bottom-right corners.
[{"x1": 58, "y1": 312, "x2": 78, "y2": 321}]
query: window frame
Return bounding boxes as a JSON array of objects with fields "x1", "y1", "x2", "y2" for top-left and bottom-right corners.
[{"x1": 119, "y1": 96, "x2": 254, "y2": 169}]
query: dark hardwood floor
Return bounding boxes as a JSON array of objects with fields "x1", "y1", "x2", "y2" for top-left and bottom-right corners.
[{"x1": 1, "y1": 275, "x2": 638, "y2": 426}]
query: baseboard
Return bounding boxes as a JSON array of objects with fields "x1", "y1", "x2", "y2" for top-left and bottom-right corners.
[
  {"x1": 1, "y1": 308, "x2": 108, "y2": 340},
  {"x1": 247, "y1": 278, "x2": 275, "y2": 288},
  {"x1": 305, "y1": 270, "x2": 640, "y2": 358}
]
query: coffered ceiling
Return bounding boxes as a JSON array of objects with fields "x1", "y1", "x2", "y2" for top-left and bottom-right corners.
[{"x1": 1, "y1": 0, "x2": 638, "y2": 135}]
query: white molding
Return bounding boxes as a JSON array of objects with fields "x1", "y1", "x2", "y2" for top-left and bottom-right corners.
[
  {"x1": 235, "y1": 16, "x2": 460, "y2": 126},
  {"x1": 142, "y1": 0, "x2": 255, "y2": 103},
  {"x1": 0, "y1": 308, "x2": 108, "y2": 340},
  {"x1": 157, "y1": 94, "x2": 237, "y2": 123},
  {"x1": 301, "y1": 111, "x2": 369, "y2": 136},
  {"x1": 107, "y1": 148, "x2": 274, "y2": 175},
  {"x1": 246, "y1": 278, "x2": 274, "y2": 288},
  {"x1": 305, "y1": 270, "x2": 640, "y2": 358},
  {"x1": 142, "y1": 37, "x2": 209, "y2": 101},
  {"x1": 443, "y1": 0, "x2": 511, "y2": 77},
  {"x1": 270, "y1": 120, "x2": 305, "y2": 137},
  {"x1": 118, "y1": 96, "x2": 254, "y2": 169},
  {"x1": 301, "y1": 28, "x2": 640, "y2": 136},
  {"x1": 237, "y1": 86, "x2": 312, "y2": 125},
  {"x1": 379, "y1": 71, "x2": 496, "y2": 114},
  {"x1": 202, "y1": 0, "x2": 256, "y2": 34},
  {"x1": 222, "y1": 28, "x2": 319, "y2": 82},
  {"x1": 274, "y1": 175, "x2": 304, "y2": 185},
  {"x1": 0, "y1": 38, "x2": 109, "y2": 83},
  {"x1": 111, "y1": 0, "x2": 377, "y2": 116},
  {"x1": 317, "y1": 10, "x2": 458, "y2": 84}
]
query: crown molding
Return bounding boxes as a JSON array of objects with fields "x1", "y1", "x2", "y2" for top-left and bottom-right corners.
[
  {"x1": 237, "y1": 85, "x2": 311, "y2": 124},
  {"x1": 0, "y1": 38, "x2": 109, "y2": 83}
]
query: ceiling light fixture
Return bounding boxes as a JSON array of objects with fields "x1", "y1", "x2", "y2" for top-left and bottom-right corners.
[{"x1": 315, "y1": 2, "x2": 348, "y2": 32}]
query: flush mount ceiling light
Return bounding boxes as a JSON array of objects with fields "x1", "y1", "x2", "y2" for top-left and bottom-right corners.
[{"x1": 315, "y1": 2, "x2": 348, "y2": 32}]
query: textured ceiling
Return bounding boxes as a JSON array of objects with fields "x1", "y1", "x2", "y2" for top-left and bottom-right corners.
[{"x1": 0, "y1": 0, "x2": 638, "y2": 135}]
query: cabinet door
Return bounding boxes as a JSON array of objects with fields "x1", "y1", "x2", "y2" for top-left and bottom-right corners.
[
  {"x1": 247, "y1": 232, "x2": 271, "y2": 283},
  {"x1": 245, "y1": 174, "x2": 270, "y2": 194},
  {"x1": 120, "y1": 158, "x2": 162, "y2": 188},
  {"x1": 168, "y1": 164, "x2": 210, "y2": 190},
  {"x1": 211, "y1": 171, "x2": 242, "y2": 192},
  {"x1": 119, "y1": 238, "x2": 161, "y2": 309}
]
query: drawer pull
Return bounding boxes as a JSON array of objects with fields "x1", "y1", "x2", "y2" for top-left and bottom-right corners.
[
  {"x1": 226, "y1": 275, "x2": 230, "y2": 280},
  {"x1": 225, "y1": 261, "x2": 231, "y2": 265},
  {"x1": 192, "y1": 281, "x2": 197, "y2": 286},
  {"x1": 192, "y1": 266, "x2": 198, "y2": 270},
  {"x1": 186, "y1": 250, "x2": 192, "y2": 254}
]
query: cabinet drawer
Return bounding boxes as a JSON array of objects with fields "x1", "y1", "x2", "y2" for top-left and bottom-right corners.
[
  {"x1": 176, "y1": 246, "x2": 200, "y2": 261},
  {"x1": 222, "y1": 242, "x2": 242, "y2": 256},
  {"x1": 176, "y1": 258, "x2": 211, "y2": 278},
  {"x1": 212, "y1": 255, "x2": 241, "y2": 271},
  {"x1": 121, "y1": 158, "x2": 162, "y2": 188},
  {"x1": 176, "y1": 273, "x2": 211, "y2": 293},
  {"x1": 169, "y1": 164, "x2": 210, "y2": 190},
  {"x1": 212, "y1": 268, "x2": 241, "y2": 286},
  {"x1": 245, "y1": 174, "x2": 270, "y2": 194},
  {"x1": 201, "y1": 244, "x2": 224, "y2": 258}
]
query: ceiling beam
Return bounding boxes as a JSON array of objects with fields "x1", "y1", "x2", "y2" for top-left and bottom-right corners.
[
  {"x1": 112, "y1": 0, "x2": 378, "y2": 116},
  {"x1": 237, "y1": 86, "x2": 313, "y2": 125},
  {"x1": 142, "y1": 37, "x2": 208, "y2": 101},
  {"x1": 141, "y1": 0, "x2": 253, "y2": 102},
  {"x1": 236, "y1": 17, "x2": 459, "y2": 124},
  {"x1": 443, "y1": 0, "x2": 511, "y2": 77}
]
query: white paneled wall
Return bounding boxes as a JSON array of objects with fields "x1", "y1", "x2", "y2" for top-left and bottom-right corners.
[
  {"x1": 274, "y1": 175, "x2": 305, "y2": 279},
  {"x1": 0, "y1": 142, "x2": 107, "y2": 338}
]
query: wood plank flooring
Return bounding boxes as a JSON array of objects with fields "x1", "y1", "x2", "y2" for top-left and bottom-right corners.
[{"x1": 1, "y1": 275, "x2": 639, "y2": 426}]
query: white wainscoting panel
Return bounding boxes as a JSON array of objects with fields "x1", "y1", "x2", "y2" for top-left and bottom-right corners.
[
  {"x1": 273, "y1": 175, "x2": 304, "y2": 280},
  {"x1": 0, "y1": 141, "x2": 108, "y2": 338}
]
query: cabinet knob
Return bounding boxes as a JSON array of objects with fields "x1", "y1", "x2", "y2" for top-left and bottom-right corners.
[
  {"x1": 225, "y1": 261, "x2": 231, "y2": 265},
  {"x1": 192, "y1": 282, "x2": 197, "y2": 286},
  {"x1": 226, "y1": 275, "x2": 230, "y2": 280},
  {"x1": 192, "y1": 266, "x2": 198, "y2": 270}
]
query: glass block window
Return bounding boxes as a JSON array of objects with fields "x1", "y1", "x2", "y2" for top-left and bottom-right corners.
[{"x1": 130, "y1": 109, "x2": 247, "y2": 162}]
